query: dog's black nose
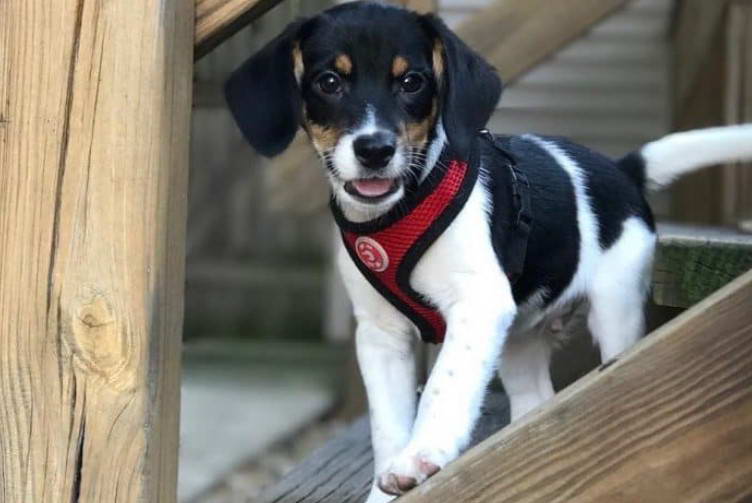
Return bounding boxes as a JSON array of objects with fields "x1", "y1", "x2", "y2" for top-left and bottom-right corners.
[{"x1": 353, "y1": 133, "x2": 396, "y2": 170}]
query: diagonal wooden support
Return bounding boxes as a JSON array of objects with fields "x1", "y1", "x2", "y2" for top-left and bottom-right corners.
[
  {"x1": 399, "y1": 268, "x2": 752, "y2": 503},
  {"x1": 455, "y1": 0, "x2": 630, "y2": 84},
  {"x1": 195, "y1": 0, "x2": 284, "y2": 60}
]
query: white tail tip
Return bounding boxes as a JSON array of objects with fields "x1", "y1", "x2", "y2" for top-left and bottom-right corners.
[{"x1": 641, "y1": 124, "x2": 752, "y2": 188}]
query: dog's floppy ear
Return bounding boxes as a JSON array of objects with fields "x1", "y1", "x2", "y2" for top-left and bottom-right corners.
[
  {"x1": 421, "y1": 15, "x2": 502, "y2": 158},
  {"x1": 225, "y1": 20, "x2": 306, "y2": 157}
]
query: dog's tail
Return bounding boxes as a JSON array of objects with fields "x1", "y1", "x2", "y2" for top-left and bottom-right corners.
[{"x1": 618, "y1": 124, "x2": 752, "y2": 190}]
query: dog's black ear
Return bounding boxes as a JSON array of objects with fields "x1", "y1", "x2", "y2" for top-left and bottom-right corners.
[
  {"x1": 421, "y1": 15, "x2": 502, "y2": 158},
  {"x1": 225, "y1": 20, "x2": 306, "y2": 157}
]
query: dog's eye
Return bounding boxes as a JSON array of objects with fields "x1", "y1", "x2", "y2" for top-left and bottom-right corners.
[
  {"x1": 400, "y1": 73, "x2": 424, "y2": 94},
  {"x1": 317, "y1": 72, "x2": 343, "y2": 95}
]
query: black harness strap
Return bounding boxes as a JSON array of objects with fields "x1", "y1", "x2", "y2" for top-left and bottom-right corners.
[{"x1": 478, "y1": 130, "x2": 533, "y2": 283}]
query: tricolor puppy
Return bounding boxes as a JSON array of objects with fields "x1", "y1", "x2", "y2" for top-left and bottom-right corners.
[{"x1": 225, "y1": 2, "x2": 752, "y2": 501}]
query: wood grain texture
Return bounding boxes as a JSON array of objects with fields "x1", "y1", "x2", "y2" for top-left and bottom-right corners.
[
  {"x1": 398, "y1": 268, "x2": 752, "y2": 503},
  {"x1": 258, "y1": 394, "x2": 510, "y2": 503},
  {"x1": 195, "y1": 0, "x2": 284, "y2": 59},
  {"x1": 455, "y1": 0, "x2": 630, "y2": 84},
  {"x1": 653, "y1": 223, "x2": 752, "y2": 308},
  {"x1": 0, "y1": 0, "x2": 193, "y2": 501}
]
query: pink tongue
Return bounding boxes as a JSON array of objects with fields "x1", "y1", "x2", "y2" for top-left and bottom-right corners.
[{"x1": 352, "y1": 179, "x2": 394, "y2": 197}]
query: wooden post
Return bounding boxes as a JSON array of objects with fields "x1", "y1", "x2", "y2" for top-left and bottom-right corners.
[
  {"x1": 454, "y1": 0, "x2": 629, "y2": 84},
  {"x1": 723, "y1": 2, "x2": 752, "y2": 230},
  {"x1": 0, "y1": 0, "x2": 193, "y2": 500},
  {"x1": 670, "y1": 0, "x2": 752, "y2": 227}
]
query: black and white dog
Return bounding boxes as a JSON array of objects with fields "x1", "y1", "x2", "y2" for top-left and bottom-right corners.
[{"x1": 225, "y1": 2, "x2": 752, "y2": 501}]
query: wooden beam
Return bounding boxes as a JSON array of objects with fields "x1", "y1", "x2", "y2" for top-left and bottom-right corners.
[
  {"x1": 0, "y1": 0, "x2": 193, "y2": 500},
  {"x1": 399, "y1": 269, "x2": 752, "y2": 503},
  {"x1": 195, "y1": 0, "x2": 284, "y2": 60},
  {"x1": 455, "y1": 0, "x2": 630, "y2": 84}
]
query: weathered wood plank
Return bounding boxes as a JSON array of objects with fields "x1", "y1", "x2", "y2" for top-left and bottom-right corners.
[
  {"x1": 455, "y1": 0, "x2": 631, "y2": 84},
  {"x1": 195, "y1": 0, "x2": 284, "y2": 60},
  {"x1": 398, "y1": 268, "x2": 752, "y2": 503},
  {"x1": 258, "y1": 394, "x2": 510, "y2": 503},
  {"x1": 0, "y1": 0, "x2": 193, "y2": 500},
  {"x1": 653, "y1": 223, "x2": 752, "y2": 308}
]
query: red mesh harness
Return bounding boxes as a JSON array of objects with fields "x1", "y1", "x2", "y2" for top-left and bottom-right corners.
[
  {"x1": 332, "y1": 135, "x2": 531, "y2": 344},
  {"x1": 331, "y1": 152, "x2": 479, "y2": 344}
]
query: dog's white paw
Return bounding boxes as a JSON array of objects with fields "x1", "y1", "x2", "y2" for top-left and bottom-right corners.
[
  {"x1": 364, "y1": 485, "x2": 395, "y2": 503},
  {"x1": 376, "y1": 448, "x2": 446, "y2": 496}
]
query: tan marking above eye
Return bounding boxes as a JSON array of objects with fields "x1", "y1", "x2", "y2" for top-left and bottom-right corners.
[
  {"x1": 432, "y1": 40, "x2": 444, "y2": 84},
  {"x1": 392, "y1": 56, "x2": 409, "y2": 77},
  {"x1": 335, "y1": 54, "x2": 353, "y2": 75}
]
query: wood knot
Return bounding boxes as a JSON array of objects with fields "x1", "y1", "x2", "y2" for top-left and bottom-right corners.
[{"x1": 63, "y1": 292, "x2": 138, "y2": 392}]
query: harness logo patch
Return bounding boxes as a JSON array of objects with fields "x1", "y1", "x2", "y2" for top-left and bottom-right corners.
[{"x1": 355, "y1": 237, "x2": 389, "y2": 272}]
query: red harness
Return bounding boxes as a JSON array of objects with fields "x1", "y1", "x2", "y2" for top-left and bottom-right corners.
[
  {"x1": 332, "y1": 135, "x2": 530, "y2": 344},
  {"x1": 332, "y1": 157, "x2": 477, "y2": 343}
]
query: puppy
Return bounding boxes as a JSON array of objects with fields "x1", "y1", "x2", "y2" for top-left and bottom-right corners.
[{"x1": 225, "y1": 3, "x2": 752, "y2": 501}]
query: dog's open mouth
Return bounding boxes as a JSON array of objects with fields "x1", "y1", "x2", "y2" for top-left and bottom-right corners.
[{"x1": 344, "y1": 178, "x2": 401, "y2": 202}]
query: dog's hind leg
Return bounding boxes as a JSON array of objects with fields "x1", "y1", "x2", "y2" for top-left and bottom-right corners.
[
  {"x1": 587, "y1": 217, "x2": 656, "y2": 362},
  {"x1": 498, "y1": 328, "x2": 555, "y2": 421}
]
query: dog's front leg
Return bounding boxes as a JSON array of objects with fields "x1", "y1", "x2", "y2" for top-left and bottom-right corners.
[
  {"x1": 356, "y1": 322, "x2": 418, "y2": 503},
  {"x1": 378, "y1": 293, "x2": 516, "y2": 496}
]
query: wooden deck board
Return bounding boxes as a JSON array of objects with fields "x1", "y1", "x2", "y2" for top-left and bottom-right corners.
[{"x1": 258, "y1": 393, "x2": 510, "y2": 503}]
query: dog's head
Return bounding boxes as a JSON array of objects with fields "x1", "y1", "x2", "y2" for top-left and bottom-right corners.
[{"x1": 226, "y1": 2, "x2": 501, "y2": 219}]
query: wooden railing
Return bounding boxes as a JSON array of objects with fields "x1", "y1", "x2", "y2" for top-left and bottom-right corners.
[{"x1": 195, "y1": 0, "x2": 284, "y2": 59}]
